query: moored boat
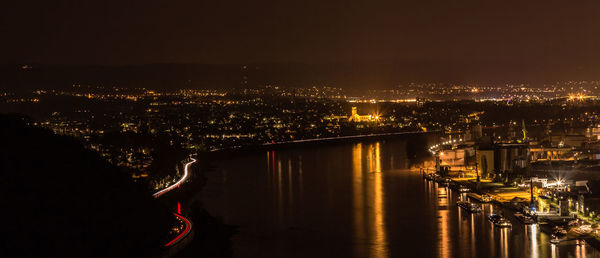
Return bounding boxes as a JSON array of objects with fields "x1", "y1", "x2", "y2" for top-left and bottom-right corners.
[
  {"x1": 489, "y1": 214, "x2": 512, "y2": 227},
  {"x1": 514, "y1": 213, "x2": 536, "y2": 224},
  {"x1": 457, "y1": 201, "x2": 482, "y2": 213},
  {"x1": 467, "y1": 193, "x2": 494, "y2": 203},
  {"x1": 494, "y1": 218, "x2": 512, "y2": 227}
]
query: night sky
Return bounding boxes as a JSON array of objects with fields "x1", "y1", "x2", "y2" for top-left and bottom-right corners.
[{"x1": 3, "y1": 1, "x2": 600, "y2": 83}]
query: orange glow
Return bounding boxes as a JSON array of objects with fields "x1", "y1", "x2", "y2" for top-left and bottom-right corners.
[
  {"x1": 370, "y1": 142, "x2": 387, "y2": 256},
  {"x1": 438, "y1": 209, "x2": 450, "y2": 258},
  {"x1": 353, "y1": 142, "x2": 388, "y2": 256},
  {"x1": 353, "y1": 143, "x2": 365, "y2": 248}
]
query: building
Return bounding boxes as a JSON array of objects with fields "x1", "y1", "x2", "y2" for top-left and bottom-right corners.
[
  {"x1": 348, "y1": 107, "x2": 379, "y2": 122},
  {"x1": 436, "y1": 140, "x2": 529, "y2": 177},
  {"x1": 475, "y1": 147, "x2": 494, "y2": 177},
  {"x1": 438, "y1": 148, "x2": 466, "y2": 167},
  {"x1": 586, "y1": 125, "x2": 600, "y2": 140},
  {"x1": 529, "y1": 146, "x2": 573, "y2": 161},
  {"x1": 494, "y1": 143, "x2": 529, "y2": 173}
]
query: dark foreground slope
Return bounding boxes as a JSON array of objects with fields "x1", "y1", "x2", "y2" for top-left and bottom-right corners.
[{"x1": 0, "y1": 114, "x2": 170, "y2": 257}]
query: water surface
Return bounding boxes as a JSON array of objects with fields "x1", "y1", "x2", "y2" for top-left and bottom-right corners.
[{"x1": 200, "y1": 138, "x2": 600, "y2": 257}]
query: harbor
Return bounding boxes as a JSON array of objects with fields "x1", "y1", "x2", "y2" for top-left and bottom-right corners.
[{"x1": 422, "y1": 122, "x2": 600, "y2": 253}]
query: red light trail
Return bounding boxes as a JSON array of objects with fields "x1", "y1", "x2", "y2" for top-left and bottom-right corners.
[
  {"x1": 164, "y1": 212, "x2": 192, "y2": 247},
  {"x1": 151, "y1": 157, "x2": 196, "y2": 248}
]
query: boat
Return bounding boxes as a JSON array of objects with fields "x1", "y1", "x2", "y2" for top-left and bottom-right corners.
[
  {"x1": 489, "y1": 214, "x2": 511, "y2": 227},
  {"x1": 438, "y1": 178, "x2": 452, "y2": 187},
  {"x1": 494, "y1": 218, "x2": 512, "y2": 227},
  {"x1": 435, "y1": 177, "x2": 448, "y2": 186},
  {"x1": 457, "y1": 201, "x2": 482, "y2": 213},
  {"x1": 480, "y1": 194, "x2": 493, "y2": 203},
  {"x1": 553, "y1": 226, "x2": 567, "y2": 236},
  {"x1": 458, "y1": 185, "x2": 470, "y2": 193},
  {"x1": 550, "y1": 238, "x2": 561, "y2": 244},
  {"x1": 467, "y1": 193, "x2": 493, "y2": 203},
  {"x1": 488, "y1": 214, "x2": 502, "y2": 223},
  {"x1": 514, "y1": 213, "x2": 536, "y2": 224},
  {"x1": 424, "y1": 173, "x2": 435, "y2": 180}
]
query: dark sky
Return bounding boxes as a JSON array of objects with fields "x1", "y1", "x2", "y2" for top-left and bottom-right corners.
[{"x1": 2, "y1": 1, "x2": 600, "y2": 82}]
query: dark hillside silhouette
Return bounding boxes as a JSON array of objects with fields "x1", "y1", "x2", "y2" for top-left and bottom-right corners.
[{"x1": 0, "y1": 114, "x2": 171, "y2": 257}]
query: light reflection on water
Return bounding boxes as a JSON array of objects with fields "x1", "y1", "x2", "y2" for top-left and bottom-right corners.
[
  {"x1": 438, "y1": 208, "x2": 450, "y2": 258},
  {"x1": 354, "y1": 142, "x2": 388, "y2": 257},
  {"x1": 200, "y1": 139, "x2": 600, "y2": 258},
  {"x1": 353, "y1": 143, "x2": 365, "y2": 254}
]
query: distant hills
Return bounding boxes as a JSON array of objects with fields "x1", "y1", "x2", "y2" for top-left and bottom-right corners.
[{"x1": 2, "y1": 62, "x2": 600, "y2": 92}]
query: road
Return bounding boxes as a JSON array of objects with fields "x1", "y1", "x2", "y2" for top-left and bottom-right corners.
[
  {"x1": 151, "y1": 157, "x2": 196, "y2": 249},
  {"x1": 153, "y1": 157, "x2": 197, "y2": 198},
  {"x1": 164, "y1": 212, "x2": 193, "y2": 247}
]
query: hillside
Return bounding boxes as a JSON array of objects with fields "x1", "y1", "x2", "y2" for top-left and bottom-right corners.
[{"x1": 0, "y1": 114, "x2": 171, "y2": 257}]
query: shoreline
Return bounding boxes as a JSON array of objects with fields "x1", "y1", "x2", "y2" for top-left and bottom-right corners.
[
  {"x1": 425, "y1": 172, "x2": 600, "y2": 251},
  {"x1": 203, "y1": 130, "x2": 439, "y2": 157}
]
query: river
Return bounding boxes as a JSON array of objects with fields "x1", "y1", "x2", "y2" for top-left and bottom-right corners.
[{"x1": 199, "y1": 136, "x2": 600, "y2": 257}]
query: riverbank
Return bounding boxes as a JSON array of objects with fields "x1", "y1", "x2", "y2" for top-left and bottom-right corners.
[{"x1": 205, "y1": 130, "x2": 438, "y2": 158}]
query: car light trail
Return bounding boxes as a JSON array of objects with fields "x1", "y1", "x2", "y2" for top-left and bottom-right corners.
[
  {"x1": 153, "y1": 157, "x2": 197, "y2": 198},
  {"x1": 164, "y1": 212, "x2": 193, "y2": 247}
]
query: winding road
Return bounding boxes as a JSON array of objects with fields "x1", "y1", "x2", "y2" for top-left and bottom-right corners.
[
  {"x1": 152, "y1": 157, "x2": 197, "y2": 248},
  {"x1": 164, "y1": 212, "x2": 193, "y2": 247},
  {"x1": 153, "y1": 157, "x2": 197, "y2": 198}
]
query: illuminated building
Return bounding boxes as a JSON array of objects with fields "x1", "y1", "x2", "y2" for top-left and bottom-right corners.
[{"x1": 348, "y1": 107, "x2": 379, "y2": 122}]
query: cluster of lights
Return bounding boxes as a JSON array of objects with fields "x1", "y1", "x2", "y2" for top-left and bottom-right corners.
[
  {"x1": 568, "y1": 94, "x2": 587, "y2": 101},
  {"x1": 427, "y1": 138, "x2": 464, "y2": 154}
]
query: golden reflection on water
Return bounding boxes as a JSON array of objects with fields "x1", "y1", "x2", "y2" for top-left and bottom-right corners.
[
  {"x1": 438, "y1": 187, "x2": 448, "y2": 208},
  {"x1": 499, "y1": 227, "x2": 509, "y2": 258},
  {"x1": 375, "y1": 142, "x2": 382, "y2": 173},
  {"x1": 576, "y1": 239, "x2": 588, "y2": 258},
  {"x1": 353, "y1": 142, "x2": 388, "y2": 257},
  {"x1": 530, "y1": 224, "x2": 539, "y2": 258},
  {"x1": 438, "y1": 209, "x2": 450, "y2": 258},
  {"x1": 353, "y1": 143, "x2": 365, "y2": 247},
  {"x1": 470, "y1": 213, "x2": 476, "y2": 255},
  {"x1": 437, "y1": 184, "x2": 450, "y2": 258},
  {"x1": 373, "y1": 147, "x2": 386, "y2": 257}
]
